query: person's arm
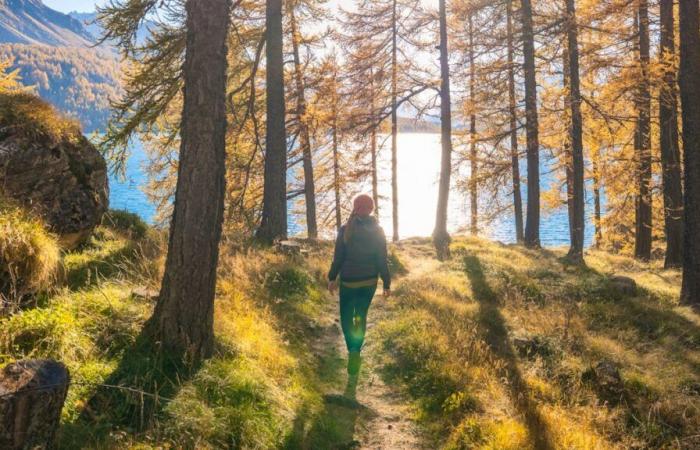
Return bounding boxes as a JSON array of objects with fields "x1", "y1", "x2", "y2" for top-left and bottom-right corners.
[
  {"x1": 376, "y1": 228, "x2": 391, "y2": 291},
  {"x1": 328, "y1": 226, "x2": 346, "y2": 282}
]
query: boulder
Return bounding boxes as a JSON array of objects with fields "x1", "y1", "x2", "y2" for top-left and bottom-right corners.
[{"x1": 0, "y1": 93, "x2": 108, "y2": 249}]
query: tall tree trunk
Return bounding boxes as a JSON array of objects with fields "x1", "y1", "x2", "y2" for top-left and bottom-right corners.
[
  {"x1": 634, "y1": 1, "x2": 652, "y2": 260},
  {"x1": 659, "y1": 0, "x2": 683, "y2": 268},
  {"x1": 433, "y1": 0, "x2": 453, "y2": 260},
  {"x1": 149, "y1": 0, "x2": 229, "y2": 364},
  {"x1": 391, "y1": 0, "x2": 399, "y2": 242},
  {"x1": 257, "y1": 0, "x2": 288, "y2": 243},
  {"x1": 565, "y1": 0, "x2": 585, "y2": 262},
  {"x1": 333, "y1": 111, "x2": 342, "y2": 231},
  {"x1": 592, "y1": 147, "x2": 603, "y2": 248},
  {"x1": 563, "y1": 46, "x2": 575, "y2": 247},
  {"x1": 507, "y1": 0, "x2": 524, "y2": 242},
  {"x1": 679, "y1": 0, "x2": 700, "y2": 306},
  {"x1": 370, "y1": 68, "x2": 380, "y2": 218},
  {"x1": 521, "y1": 0, "x2": 540, "y2": 248},
  {"x1": 289, "y1": 4, "x2": 317, "y2": 239},
  {"x1": 468, "y1": 13, "x2": 478, "y2": 235}
]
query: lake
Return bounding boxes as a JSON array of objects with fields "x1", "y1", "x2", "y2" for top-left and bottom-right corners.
[{"x1": 109, "y1": 134, "x2": 597, "y2": 247}]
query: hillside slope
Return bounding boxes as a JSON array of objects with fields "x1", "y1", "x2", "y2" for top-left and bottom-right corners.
[{"x1": 0, "y1": 0, "x2": 94, "y2": 46}]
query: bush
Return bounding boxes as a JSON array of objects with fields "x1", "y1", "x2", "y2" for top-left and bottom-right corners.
[
  {"x1": 0, "y1": 200, "x2": 60, "y2": 309},
  {"x1": 264, "y1": 266, "x2": 311, "y2": 299},
  {"x1": 0, "y1": 92, "x2": 81, "y2": 145},
  {"x1": 102, "y1": 209, "x2": 149, "y2": 240}
]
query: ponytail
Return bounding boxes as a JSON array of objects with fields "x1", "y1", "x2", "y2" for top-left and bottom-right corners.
[{"x1": 343, "y1": 212, "x2": 358, "y2": 244}]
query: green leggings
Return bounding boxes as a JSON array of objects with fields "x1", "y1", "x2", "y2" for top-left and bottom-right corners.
[{"x1": 339, "y1": 284, "x2": 377, "y2": 352}]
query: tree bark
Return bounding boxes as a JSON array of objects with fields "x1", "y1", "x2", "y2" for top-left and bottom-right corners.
[
  {"x1": 468, "y1": 12, "x2": 478, "y2": 235},
  {"x1": 150, "y1": 0, "x2": 229, "y2": 363},
  {"x1": 257, "y1": 0, "x2": 288, "y2": 243},
  {"x1": 433, "y1": 0, "x2": 453, "y2": 260},
  {"x1": 332, "y1": 71, "x2": 342, "y2": 231},
  {"x1": 507, "y1": 0, "x2": 524, "y2": 243},
  {"x1": 634, "y1": 1, "x2": 652, "y2": 261},
  {"x1": 391, "y1": 0, "x2": 399, "y2": 242},
  {"x1": 289, "y1": 4, "x2": 317, "y2": 239},
  {"x1": 592, "y1": 147, "x2": 603, "y2": 248},
  {"x1": 659, "y1": 0, "x2": 683, "y2": 268},
  {"x1": 521, "y1": 0, "x2": 540, "y2": 248},
  {"x1": 565, "y1": 0, "x2": 585, "y2": 262},
  {"x1": 679, "y1": 0, "x2": 700, "y2": 306}
]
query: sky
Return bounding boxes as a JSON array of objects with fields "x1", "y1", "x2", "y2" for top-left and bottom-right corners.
[
  {"x1": 44, "y1": 0, "x2": 439, "y2": 14},
  {"x1": 44, "y1": 0, "x2": 104, "y2": 13}
]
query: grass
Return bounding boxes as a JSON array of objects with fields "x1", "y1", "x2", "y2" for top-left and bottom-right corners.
[
  {"x1": 0, "y1": 225, "x2": 358, "y2": 449},
  {"x1": 1, "y1": 219, "x2": 697, "y2": 449},
  {"x1": 0, "y1": 199, "x2": 60, "y2": 310},
  {"x1": 376, "y1": 236, "x2": 699, "y2": 449},
  {"x1": 0, "y1": 92, "x2": 82, "y2": 145}
]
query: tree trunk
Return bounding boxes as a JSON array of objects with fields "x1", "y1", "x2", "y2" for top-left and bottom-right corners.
[
  {"x1": 659, "y1": 0, "x2": 683, "y2": 268},
  {"x1": 592, "y1": 147, "x2": 603, "y2": 248},
  {"x1": 679, "y1": 0, "x2": 700, "y2": 306},
  {"x1": 563, "y1": 46, "x2": 575, "y2": 247},
  {"x1": 507, "y1": 0, "x2": 524, "y2": 243},
  {"x1": 257, "y1": 0, "x2": 288, "y2": 243},
  {"x1": 391, "y1": 0, "x2": 399, "y2": 242},
  {"x1": 521, "y1": 0, "x2": 540, "y2": 248},
  {"x1": 0, "y1": 360, "x2": 69, "y2": 450},
  {"x1": 565, "y1": 0, "x2": 585, "y2": 262},
  {"x1": 370, "y1": 68, "x2": 380, "y2": 218},
  {"x1": 289, "y1": 4, "x2": 317, "y2": 239},
  {"x1": 634, "y1": 1, "x2": 652, "y2": 260},
  {"x1": 433, "y1": 0, "x2": 452, "y2": 260},
  {"x1": 332, "y1": 71, "x2": 342, "y2": 231},
  {"x1": 150, "y1": 0, "x2": 229, "y2": 363},
  {"x1": 468, "y1": 13, "x2": 478, "y2": 235}
]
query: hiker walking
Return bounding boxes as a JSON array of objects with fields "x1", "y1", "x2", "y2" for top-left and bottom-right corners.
[{"x1": 328, "y1": 194, "x2": 391, "y2": 376}]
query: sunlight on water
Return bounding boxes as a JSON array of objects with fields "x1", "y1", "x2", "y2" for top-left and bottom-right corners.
[{"x1": 110, "y1": 133, "x2": 595, "y2": 247}]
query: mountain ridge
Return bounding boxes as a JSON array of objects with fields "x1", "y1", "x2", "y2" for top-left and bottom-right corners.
[{"x1": 0, "y1": 0, "x2": 95, "y2": 46}]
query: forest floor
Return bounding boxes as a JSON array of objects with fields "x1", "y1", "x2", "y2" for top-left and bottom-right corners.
[{"x1": 1, "y1": 219, "x2": 698, "y2": 449}]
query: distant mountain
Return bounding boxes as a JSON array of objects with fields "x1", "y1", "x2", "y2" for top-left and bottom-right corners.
[
  {"x1": 0, "y1": 1, "x2": 125, "y2": 132},
  {"x1": 0, "y1": 44, "x2": 121, "y2": 132},
  {"x1": 0, "y1": 0, "x2": 95, "y2": 46},
  {"x1": 70, "y1": 11, "x2": 154, "y2": 47}
]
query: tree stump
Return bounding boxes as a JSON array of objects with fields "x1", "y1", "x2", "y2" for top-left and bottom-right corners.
[{"x1": 0, "y1": 360, "x2": 70, "y2": 450}]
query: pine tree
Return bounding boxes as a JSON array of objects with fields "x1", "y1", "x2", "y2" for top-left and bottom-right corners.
[
  {"x1": 149, "y1": 0, "x2": 230, "y2": 363},
  {"x1": 257, "y1": 0, "x2": 288, "y2": 243},
  {"x1": 679, "y1": 0, "x2": 700, "y2": 306},
  {"x1": 433, "y1": 0, "x2": 453, "y2": 260},
  {"x1": 658, "y1": 0, "x2": 683, "y2": 268}
]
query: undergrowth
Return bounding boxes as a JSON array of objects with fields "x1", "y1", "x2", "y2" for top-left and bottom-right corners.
[{"x1": 377, "y1": 236, "x2": 699, "y2": 449}]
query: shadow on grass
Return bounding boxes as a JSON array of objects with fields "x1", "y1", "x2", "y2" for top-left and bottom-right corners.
[
  {"x1": 284, "y1": 370, "x2": 364, "y2": 450},
  {"x1": 65, "y1": 242, "x2": 141, "y2": 290},
  {"x1": 59, "y1": 327, "x2": 196, "y2": 448},
  {"x1": 463, "y1": 254, "x2": 555, "y2": 450}
]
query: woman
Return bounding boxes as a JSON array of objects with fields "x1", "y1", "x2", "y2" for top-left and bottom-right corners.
[{"x1": 328, "y1": 194, "x2": 391, "y2": 376}]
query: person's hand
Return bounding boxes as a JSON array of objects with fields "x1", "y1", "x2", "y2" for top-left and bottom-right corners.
[
  {"x1": 383, "y1": 288, "x2": 391, "y2": 298},
  {"x1": 328, "y1": 280, "x2": 338, "y2": 293}
]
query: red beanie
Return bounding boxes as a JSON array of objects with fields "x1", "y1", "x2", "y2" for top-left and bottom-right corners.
[{"x1": 353, "y1": 194, "x2": 374, "y2": 216}]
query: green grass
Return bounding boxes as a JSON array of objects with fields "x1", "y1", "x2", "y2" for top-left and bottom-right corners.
[{"x1": 376, "y1": 237, "x2": 700, "y2": 449}]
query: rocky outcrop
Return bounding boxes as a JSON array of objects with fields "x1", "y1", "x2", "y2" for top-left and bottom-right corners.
[{"x1": 0, "y1": 93, "x2": 109, "y2": 248}]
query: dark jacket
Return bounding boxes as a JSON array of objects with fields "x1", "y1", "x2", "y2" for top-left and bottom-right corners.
[{"x1": 328, "y1": 216, "x2": 391, "y2": 289}]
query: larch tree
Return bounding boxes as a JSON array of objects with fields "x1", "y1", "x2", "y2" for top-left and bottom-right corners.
[
  {"x1": 149, "y1": 0, "x2": 230, "y2": 363},
  {"x1": 521, "y1": 0, "x2": 540, "y2": 248},
  {"x1": 339, "y1": 0, "x2": 427, "y2": 242},
  {"x1": 564, "y1": 0, "x2": 585, "y2": 262},
  {"x1": 257, "y1": 0, "x2": 288, "y2": 243},
  {"x1": 634, "y1": 0, "x2": 652, "y2": 261},
  {"x1": 433, "y1": 0, "x2": 453, "y2": 260},
  {"x1": 658, "y1": 0, "x2": 683, "y2": 268},
  {"x1": 467, "y1": 11, "x2": 478, "y2": 236},
  {"x1": 507, "y1": 0, "x2": 524, "y2": 243},
  {"x1": 679, "y1": 0, "x2": 700, "y2": 306}
]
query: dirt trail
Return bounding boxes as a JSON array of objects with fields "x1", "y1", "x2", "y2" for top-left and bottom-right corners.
[{"x1": 314, "y1": 256, "x2": 429, "y2": 449}]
